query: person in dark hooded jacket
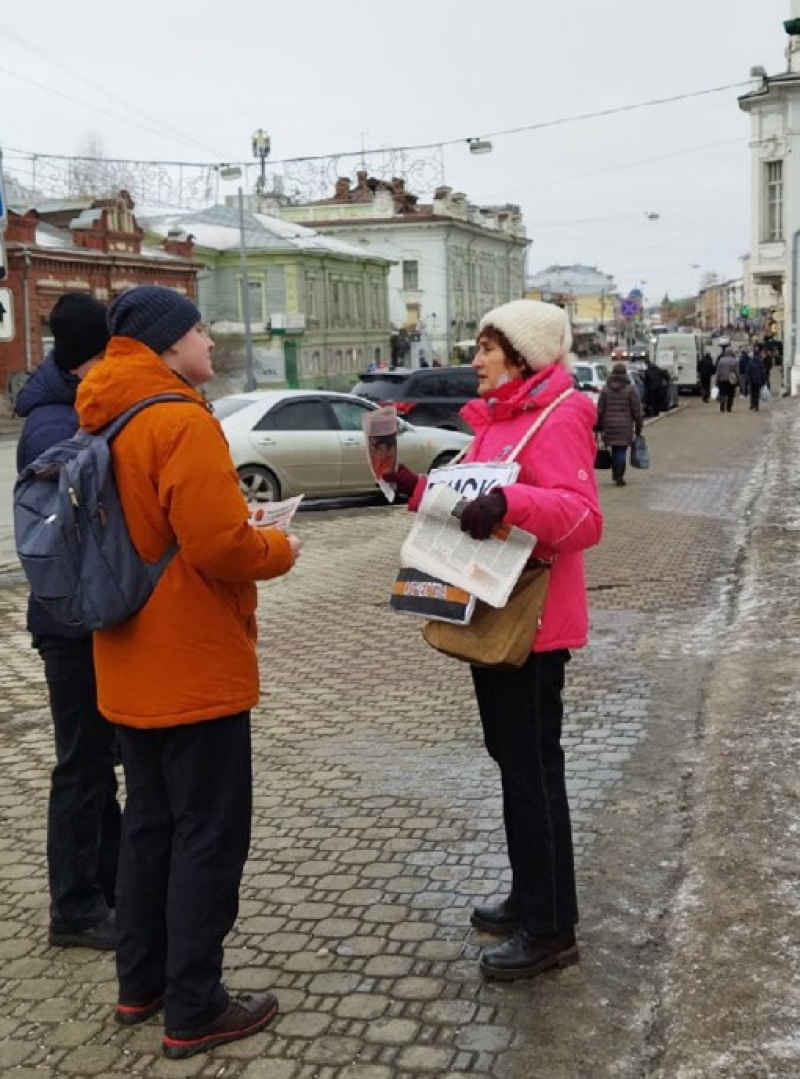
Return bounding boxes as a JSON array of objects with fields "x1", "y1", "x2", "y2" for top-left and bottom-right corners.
[
  {"x1": 15, "y1": 293, "x2": 120, "y2": 951},
  {"x1": 596, "y1": 362, "x2": 643, "y2": 486}
]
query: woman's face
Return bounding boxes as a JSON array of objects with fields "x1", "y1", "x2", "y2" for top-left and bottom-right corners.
[{"x1": 472, "y1": 333, "x2": 522, "y2": 396}]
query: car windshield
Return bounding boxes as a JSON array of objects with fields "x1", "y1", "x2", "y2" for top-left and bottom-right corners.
[
  {"x1": 594, "y1": 364, "x2": 610, "y2": 379},
  {"x1": 351, "y1": 378, "x2": 405, "y2": 400},
  {"x1": 212, "y1": 398, "x2": 255, "y2": 420}
]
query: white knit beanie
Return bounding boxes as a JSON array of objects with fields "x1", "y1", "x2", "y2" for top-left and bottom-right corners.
[{"x1": 479, "y1": 299, "x2": 572, "y2": 371}]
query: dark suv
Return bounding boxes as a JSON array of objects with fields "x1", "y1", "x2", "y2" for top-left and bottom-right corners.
[{"x1": 351, "y1": 367, "x2": 479, "y2": 432}]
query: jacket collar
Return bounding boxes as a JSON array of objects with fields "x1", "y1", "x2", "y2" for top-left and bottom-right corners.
[{"x1": 461, "y1": 363, "x2": 573, "y2": 429}]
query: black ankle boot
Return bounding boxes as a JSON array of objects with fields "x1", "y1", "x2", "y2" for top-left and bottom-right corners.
[
  {"x1": 470, "y1": 895, "x2": 521, "y2": 935},
  {"x1": 479, "y1": 927, "x2": 579, "y2": 981}
]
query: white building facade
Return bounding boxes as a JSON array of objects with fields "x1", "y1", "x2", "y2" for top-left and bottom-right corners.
[
  {"x1": 276, "y1": 175, "x2": 529, "y2": 365},
  {"x1": 739, "y1": 1, "x2": 800, "y2": 391}
]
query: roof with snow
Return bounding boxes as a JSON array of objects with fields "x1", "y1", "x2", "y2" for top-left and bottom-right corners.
[{"x1": 141, "y1": 204, "x2": 391, "y2": 263}]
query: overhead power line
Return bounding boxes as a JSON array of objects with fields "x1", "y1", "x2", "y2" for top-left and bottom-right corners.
[
  {"x1": 0, "y1": 23, "x2": 227, "y2": 158},
  {"x1": 3, "y1": 79, "x2": 752, "y2": 170}
]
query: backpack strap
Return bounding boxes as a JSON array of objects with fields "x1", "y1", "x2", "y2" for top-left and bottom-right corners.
[
  {"x1": 504, "y1": 387, "x2": 574, "y2": 463},
  {"x1": 100, "y1": 394, "x2": 201, "y2": 443}
]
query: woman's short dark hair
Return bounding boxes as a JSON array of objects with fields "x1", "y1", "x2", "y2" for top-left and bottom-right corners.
[{"x1": 476, "y1": 326, "x2": 532, "y2": 376}]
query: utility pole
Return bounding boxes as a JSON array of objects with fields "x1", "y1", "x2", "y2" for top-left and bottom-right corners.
[{"x1": 237, "y1": 187, "x2": 256, "y2": 392}]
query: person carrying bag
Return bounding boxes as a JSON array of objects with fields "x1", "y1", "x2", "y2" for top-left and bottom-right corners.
[
  {"x1": 420, "y1": 388, "x2": 574, "y2": 669},
  {"x1": 385, "y1": 300, "x2": 602, "y2": 984}
]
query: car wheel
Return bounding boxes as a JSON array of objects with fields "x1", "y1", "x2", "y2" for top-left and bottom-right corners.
[
  {"x1": 238, "y1": 465, "x2": 281, "y2": 503},
  {"x1": 430, "y1": 451, "x2": 458, "y2": 470}
]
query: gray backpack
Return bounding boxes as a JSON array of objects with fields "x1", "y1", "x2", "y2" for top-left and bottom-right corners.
[{"x1": 14, "y1": 394, "x2": 189, "y2": 631}]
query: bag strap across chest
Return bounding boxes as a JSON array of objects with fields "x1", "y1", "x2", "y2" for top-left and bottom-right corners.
[{"x1": 503, "y1": 387, "x2": 574, "y2": 463}]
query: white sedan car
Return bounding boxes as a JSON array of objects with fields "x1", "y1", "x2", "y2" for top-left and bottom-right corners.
[{"x1": 215, "y1": 390, "x2": 472, "y2": 502}]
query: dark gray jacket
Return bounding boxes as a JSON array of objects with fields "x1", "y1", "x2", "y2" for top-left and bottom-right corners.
[{"x1": 597, "y1": 374, "x2": 643, "y2": 447}]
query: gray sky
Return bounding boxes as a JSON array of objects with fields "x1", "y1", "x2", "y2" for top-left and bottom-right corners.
[{"x1": 0, "y1": 0, "x2": 792, "y2": 303}]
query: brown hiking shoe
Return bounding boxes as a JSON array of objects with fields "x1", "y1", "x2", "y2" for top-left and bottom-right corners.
[{"x1": 162, "y1": 992, "x2": 278, "y2": 1059}]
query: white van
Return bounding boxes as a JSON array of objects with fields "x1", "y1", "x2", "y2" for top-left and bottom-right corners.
[{"x1": 654, "y1": 332, "x2": 702, "y2": 394}]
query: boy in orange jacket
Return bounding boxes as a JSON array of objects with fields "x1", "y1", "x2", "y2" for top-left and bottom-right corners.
[{"x1": 76, "y1": 286, "x2": 300, "y2": 1059}]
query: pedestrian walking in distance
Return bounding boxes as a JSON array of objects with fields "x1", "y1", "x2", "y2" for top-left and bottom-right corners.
[
  {"x1": 16, "y1": 293, "x2": 120, "y2": 952},
  {"x1": 75, "y1": 286, "x2": 301, "y2": 1059},
  {"x1": 387, "y1": 300, "x2": 603, "y2": 981},
  {"x1": 699, "y1": 352, "x2": 715, "y2": 403},
  {"x1": 716, "y1": 346, "x2": 739, "y2": 414},
  {"x1": 596, "y1": 362, "x2": 644, "y2": 487},
  {"x1": 747, "y1": 350, "x2": 767, "y2": 411}
]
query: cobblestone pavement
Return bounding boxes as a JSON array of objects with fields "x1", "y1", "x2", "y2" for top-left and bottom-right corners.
[{"x1": 0, "y1": 394, "x2": 790, "y2": 1078}]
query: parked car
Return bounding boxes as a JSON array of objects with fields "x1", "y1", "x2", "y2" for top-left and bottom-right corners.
[
  {"x1": 215, "y1": 390, "x2": 471, "y2": 502},
  {"x1": 351, "y1": 366, "x2": 479, "y2": 432},
  {"x1": 573, "y1": 360, "x2": 611, "y2": 394},
  {"x1": 611, "y1": 342, "x2": 650, "y2": 362}
]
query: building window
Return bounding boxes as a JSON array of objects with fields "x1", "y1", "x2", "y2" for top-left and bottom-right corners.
[
  {"x1": 238, "y1": 276, "x2": 265, "y2": 323},
  {"x1": 763, "y1": 160, "x2": 784, "y2": 242},
  {"x1": 402, "y1": 260, "x2": 419, "y2": 291}
]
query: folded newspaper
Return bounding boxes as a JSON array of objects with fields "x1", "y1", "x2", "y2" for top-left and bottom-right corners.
[{"x1": 400, "y1": 482, "x2": 536, "y2": 609}]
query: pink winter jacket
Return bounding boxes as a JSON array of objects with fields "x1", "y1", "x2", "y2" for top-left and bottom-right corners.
[{"x1": 408, "y1": 363, "x2": 603, "y2": 652}]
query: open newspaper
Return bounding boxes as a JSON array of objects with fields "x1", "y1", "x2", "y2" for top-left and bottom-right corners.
[
  {"x1": 362, "y1": 406, "x2": 398, "y2": 502},
  {"x1": 400, "y1": 482, "x2": 536, "y2": 610}
]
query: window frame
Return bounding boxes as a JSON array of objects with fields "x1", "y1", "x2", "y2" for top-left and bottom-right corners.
[{"x1": 763, "y1": 159, "x2": 784, "y2": 243}]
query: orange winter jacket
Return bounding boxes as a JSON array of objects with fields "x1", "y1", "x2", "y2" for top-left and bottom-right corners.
[{"x1": 75, "y1": 337, "x2": 294, "y2": 729}]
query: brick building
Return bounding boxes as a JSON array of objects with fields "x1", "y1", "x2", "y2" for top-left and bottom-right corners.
[{"x1": 0, "y1": 191, "x2": 199, "y2": 393}]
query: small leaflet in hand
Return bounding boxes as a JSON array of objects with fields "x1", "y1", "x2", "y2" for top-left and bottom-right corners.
[
  {"x1": 248, "y1": 495, "x2": 304, "y2": 532},
  {"x1": 362, "y1": 407, "x2": 398, "y2": 502}
]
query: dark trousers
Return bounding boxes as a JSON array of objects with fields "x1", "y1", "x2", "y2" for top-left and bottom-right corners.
[
  {"x1": 610, "y1": 445, "x2": 627, "y2": 481},
  {"x1": 718, "y1": 384, "x2": 735, "y2": 412},
  {"x1": 471, "y1": 651, "x2": 578, "y2": 935},
  {"x1": 115, "y1": 713, "x2": 252, "y2": 1031},
  {"x1": 35, "y1": 635, "x2": 120, "y2": 931},
  {"x1": 749, "y1": 383, "x2": 763, "y2": 410},
  {"x1": 701, "y1": 377, "x2": 712, "y2": 402}
]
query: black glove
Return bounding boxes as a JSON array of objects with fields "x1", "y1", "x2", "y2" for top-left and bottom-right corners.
[
  {"x1": 384, "y1": 465, "x2": 419, "y2": 499},
  {"x1": 458, "y1": 489, "x2": 507, "y2": 540}
]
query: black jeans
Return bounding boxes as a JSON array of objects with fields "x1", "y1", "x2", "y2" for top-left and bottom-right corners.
[
  {"x1": 471, "y1": 651, "x2": 578, "y2": 935},
  {"x1": 115, "y1": 712, "x2": 252, "y2": 1031},
  {"x1": 35, "y1": 635, "x2": 120, "y2": 931},
  {"x1": 749, "y1": 383, "x2": 763, "y2": 410},
  {"x1": 718, "y1": 384, "x2": 735, "y2": 412}
]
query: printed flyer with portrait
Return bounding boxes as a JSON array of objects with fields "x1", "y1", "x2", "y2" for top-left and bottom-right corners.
[{"x1": 362, "y1": 406, "x2": 398, "y2": 501}]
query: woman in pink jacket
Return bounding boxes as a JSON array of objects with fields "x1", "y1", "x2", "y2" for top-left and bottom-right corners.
[{"x1": 391, "y1": 300, "x2": 603, "y2": 982}]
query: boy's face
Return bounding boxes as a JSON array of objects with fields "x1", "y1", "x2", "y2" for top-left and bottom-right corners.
[{"x1": 165, "y1": 323, "x2": 215, "y2": 386}]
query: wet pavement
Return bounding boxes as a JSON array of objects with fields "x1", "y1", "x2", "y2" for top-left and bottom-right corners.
[{"x1": 0, "y1": 394, "x2": 797, "y2": 1077}]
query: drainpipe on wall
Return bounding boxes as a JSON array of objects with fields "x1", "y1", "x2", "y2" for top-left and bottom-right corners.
[
  {"x1": 21, "y1": 247, "x2": 32, "y2": 371},
  {"x1": 443, "y1": 226, "x2": 453, "y2": 361},
  {"x1": 790, "y1": 228, "x2": 800, "y2": 395}
]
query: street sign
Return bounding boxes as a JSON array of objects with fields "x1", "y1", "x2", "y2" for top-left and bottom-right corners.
[{"x1": 0, "y1": 287, "x2": 15, "y2": 342}]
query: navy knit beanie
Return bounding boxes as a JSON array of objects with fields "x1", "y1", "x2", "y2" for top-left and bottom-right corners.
[
  {"x1": 50, "y1": 293, "x2": 110, "y2": 371},
  {"x1": 108, "y1": 286, "x2": 201, "y2": 355}
]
